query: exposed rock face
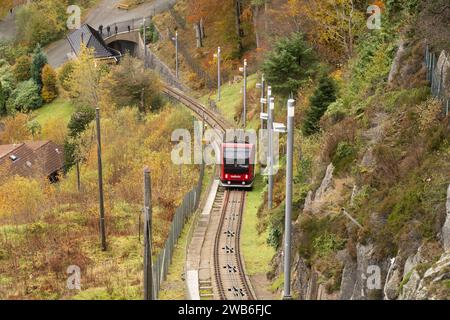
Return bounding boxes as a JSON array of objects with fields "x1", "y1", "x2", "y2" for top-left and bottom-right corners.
[
  {"x1": 339, "y1": 250, "x2": 357, "y2": 300},
  {"x1": 399, "y1": 270, "x2": 422, "y2": 300},
  {"x1": 383, "y1": 258, "x2": 402, "y2": 300},
  {"x1": 442, "y1": 184, "x2": 450, "y2": 251},
  {"x1": 399, "y1": 252, "x2": 450, "y2": 300},
  {"x1": 303, "y1": 190, "x2": 313, "y2": 213},
  {"x1": 436, "y1": 51, "x2": 450, "y2": 97},
  {"x1": 388, "y1": 39, "x2": 406, "y2": 85},
  {"x1": 314, "y1": 163, "x2": 334, "y2": 201}
]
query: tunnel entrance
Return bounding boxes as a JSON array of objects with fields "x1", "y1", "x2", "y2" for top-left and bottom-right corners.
[{"x1": 107, "y1": 40, "x2": 138, "y2": 57}]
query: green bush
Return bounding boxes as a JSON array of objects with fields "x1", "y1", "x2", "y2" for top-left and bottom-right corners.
[
  {"x1": 13, "y1": 55, "x2": 32, "y2": 82},
  {"x1": 297, "y1": 215, "x2": 346, "y2": 262},
  {"x1": 332, "y1": 141, "x2": 357, "y2": 175},
  {"x1": 140, "y1": 22, "x2": 159, "y2": 44},
  {"x1": 266, "y1": 207, "x2": 285, "y2": 249},
  {"x1": 302, "y1": 75, "x2": 337, "y2": 136},
  {"x1": 313, "y1": 232, "x2": 345, "y2": 257},
  {"x1": 261, "y1": 32, "x2": 316, "y2": 96},
  {"x1": 7, "y1": 79, "x2": 43, "y2": 112}
]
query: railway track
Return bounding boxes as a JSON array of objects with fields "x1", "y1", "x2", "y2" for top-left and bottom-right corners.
[
  {"x1": 212, "y1": 188, "x2": 255, "y2": 300},
  {"x1": 162, "y1": 85, "x2": 229, "y2": 134},
  {"x1": 163, "y1": 84, "x2": 255, "y2": 300}
]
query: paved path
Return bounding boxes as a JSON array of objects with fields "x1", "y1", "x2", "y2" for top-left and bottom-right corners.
[
  {"x1": 0, "y1": 0, "x2": 176, "y2": 67},
  {"x1": 0, "y1": 9, "x2": 18, "y2": 41}
]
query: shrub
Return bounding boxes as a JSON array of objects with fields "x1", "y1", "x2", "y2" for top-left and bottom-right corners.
[
  {"x1": 332, "y1": 141, "x2": 357, "y2": 175},
  {"x1": 313, "y1": 232, "x2": 345, "y2": 257},
  {"x1": 302, "y1": 75, "x2": 337, "y2": 136},
  {"x1": 266, "y1": 206, "x2": 285, "y2": 249},
  {"x1": 41, "y1": 64, "x2": 58, "y2": 103},
  {"x1": 7, "y1": 80, "x2": 43, "y2": 112},
  {"x1": 262, "y1": 32, "x2": 316, "y2": 96},
  {"x1": 13, "y1": 55, "x2": 32, "y2": 82}
]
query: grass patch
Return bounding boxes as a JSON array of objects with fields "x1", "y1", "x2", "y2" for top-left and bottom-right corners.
[
  {"x1": 241, "y1": 175, "x2": 275, "y2": 276},
  {"x1": 158, "y1": 215, "x2": 194, "y2": 300},
  {"x1": 270, "y1": 274, "x2": 284, "y2": 293},
  {"x1": 32, "y1": 98, "x2": 75, "y2": 128},
  {"x1": 201, "y1": 74, "x2": 258, "y2": 124}
]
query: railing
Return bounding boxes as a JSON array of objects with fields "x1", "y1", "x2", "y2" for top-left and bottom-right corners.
[
  {"x1": 98, "y1": 16, "x2": 153, "y2": 39},
  {"x1": 167, "y1": 29, "x2": 216, "y2": 89},
  {"x1": 425, "y1": 45, "x2": 450, "y2": 116},
  {"x1": 152, "y1": 163, "x2": 205, "y2": 299}
]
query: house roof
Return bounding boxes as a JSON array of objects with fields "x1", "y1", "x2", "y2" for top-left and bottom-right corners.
[
  {"x1": 67, "y1": 24, "x2": 116, "y2": 59},
  {"x1": 0, "y1": 140, "x2": 64, "y2": 181}
]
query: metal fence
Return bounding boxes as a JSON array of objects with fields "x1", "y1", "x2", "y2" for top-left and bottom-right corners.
[
  {"x1": 151, "y1": 163, "x2": 205, "y2": 299},
  {"x1": 425, "y1": 45, "x2": 450, "y2": 116},
  {"x1": 169, "y1": 7, "x2": 186, "y2": 29},
  {"x1": 167, "y1": 29, "x2": 216, "y2": 89}
]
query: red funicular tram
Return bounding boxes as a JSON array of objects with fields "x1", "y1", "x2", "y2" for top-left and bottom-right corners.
[{"x1": 220, "y1": 141, "x2": 256, "y2": 188}]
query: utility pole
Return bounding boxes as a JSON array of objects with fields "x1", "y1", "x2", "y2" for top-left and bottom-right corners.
[
  {"x1": 267, "y1": 91, "x2": 274, "y2": 210},
  {"x1": 143, "y1": 167, "x2": 154, "y2": 300},
  {"x1": 240, "y1": 59, "x2": 248, "y2": 128},
  {"x1": 283, "y1": 99, "x2": 295, "y2": 300},
  {"x1": 76, "y1": 161, "x2": 81, "y2": 192},
  {"x1": 172, "y1": 31, "x2": 179, "y2": 79},
  {"x1": 142, "y1": 17, "x2": 147, "y2": 67},
  {"x1": 95, "y1": 108, "x2": 107, "y2": 251},
  {"x1": 214, "y1": 47, "x2": 221, "y2": 102},
  {"x1": 256, "y1": 74, "x2": 265, "y2": 130}
]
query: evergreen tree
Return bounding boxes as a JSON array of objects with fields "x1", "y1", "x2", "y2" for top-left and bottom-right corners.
[
  {"x1": 67, "y1": 106, "x2": 96, "y2": 138},
  {"x1": 261, "y1": 32, "x2": 316, "y2": 96},
  {"x1": 30, "y1": 44, "x2": 48, "y2": 89},
  {"x1": 302, "y1": 76, "x2": 337, "y2": 136}
]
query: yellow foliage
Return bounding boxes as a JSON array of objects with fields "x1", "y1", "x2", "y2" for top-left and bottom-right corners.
[
  {"x1": 0, "y1": 113, "x2": 31, "y2": 144},
  {"x1": 0, "y1": 176, "x2": 44, "y2": 221}
]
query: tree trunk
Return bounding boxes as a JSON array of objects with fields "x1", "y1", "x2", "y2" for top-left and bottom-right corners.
[
  {"x1": 264, "y1": 0, "x2": 269, "y2": 32},
  {"x1": 235, "y1": 0, "x2": 243, "y2": 53},
  {"x1": 194, "y1": 22, "x2": 202, "y2": 48},
  {"x1": 200, "y1": 17, "x2": 205, "y2": 39},
  {"x1": 253, "y1": 6, "x2": 260, "y2": 49}
]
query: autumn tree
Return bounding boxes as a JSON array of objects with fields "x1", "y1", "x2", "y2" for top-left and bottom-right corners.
[
  {"x1": 13, "y1": 55, "x2": 31, "y2": 82},
  {"x1": 15, "y1": 0, "x2": 67, "y2": 47},
  {"x1": 30, "y1": 44, "x2": 48, "y2": 89},
  {"x1": 58, "y1": 60, "x2": 75, "y2": 92},
  {"x1": 0, "y1": 113, "x2": 32, "y2": 144},
  {"x1": 101, "y1": 54, "x2": 162, "y2": 113},
  {"x1": 65, "y1": 45, "x2": 102, "y2": 109},
  {"x1": 41, "y1": 64, "x2": 58, "y2": 103},
  {"x1": 284, "y1": 0, "x2": 365, "y2": 61}
]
